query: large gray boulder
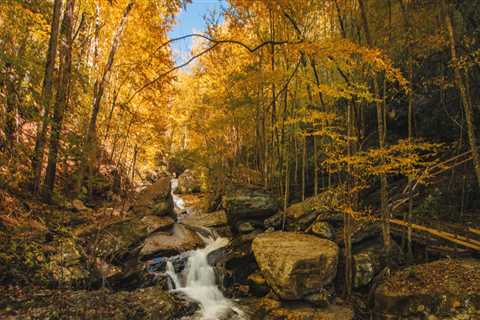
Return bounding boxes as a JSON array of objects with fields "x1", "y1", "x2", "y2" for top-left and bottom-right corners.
[
  {"x1": 140, "y1": 224, "x2": 203, "y2": 259},
  {"x1": 222, "y1": 190, "x2": 278, "y2": 231},
  {"x1": 374, "y1": 259, "x2": 480, "y2": 319},
  {"x1": 87, "y1": 215, "x2": 174, "y2": 261},
  {"x1": 132, "y1": 177, "x2": 172, "y2": 216},
  {"x1": 180, "y1": 209, "x2": 227, "y2": 229},
  {"x1": 252, "y1": 232, "x2": 339, "y2": 300}
]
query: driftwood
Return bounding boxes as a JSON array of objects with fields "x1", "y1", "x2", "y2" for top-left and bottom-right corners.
[{"x1": 390, "y1": 218, "x2": 480, "y2": 251}]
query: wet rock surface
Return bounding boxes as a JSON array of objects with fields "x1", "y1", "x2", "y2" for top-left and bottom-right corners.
[
  {"x1": 252, "y1": 232, "x2": 339, "y2": 300},
  {"x1": 132, "y1": 177, "x2": 172, "y2": 216},
  {"x1": 222, "y1": 189, "x2": 278, "y2": 232},
  {"x1": 86, "y1": 215, "x2": 173, "y2": 262},
  {"x1": 140, "y1": 224, "x2": 204, "y2": 259},
  {"x1": 181, "y1": 209, "x2": 227, "y2": 227}
]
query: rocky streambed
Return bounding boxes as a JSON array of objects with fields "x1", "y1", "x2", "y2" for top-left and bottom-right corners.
[{"x1": 2, "y1": 170, "x2": 479, "y2": 320}]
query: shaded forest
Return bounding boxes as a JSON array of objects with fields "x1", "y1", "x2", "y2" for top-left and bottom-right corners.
[{"x1": 0, "y1": 0, "x2": 479, "y2": 319}]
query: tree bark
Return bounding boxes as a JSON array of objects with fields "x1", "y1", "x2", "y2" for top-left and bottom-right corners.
[
  {"x1": 441, "y1": 0, "x2": 480, "y2": 188},
  {"x1": 32, "y1": 0, "x2": 63, "y2": 194},
  {"x1": 398, "y1": 0, "x2": 414, "y2": 260},
  {"x1": 43, "y1": 0, "x2": 75, "y2": 200},
  {"x1": 75, "y1": 1, "x2": 134, "y2": 195},
  {"x1": 358, "y1": 0, "x2": 391, "y2": 255}
]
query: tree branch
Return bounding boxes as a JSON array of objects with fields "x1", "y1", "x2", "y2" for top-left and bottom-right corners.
[
  {"x1": 127, "y1": 33, "x2": 304, "y2": 104},
  {"x1": 125, "y1": 43, "x2": 220, "y2": 104},
  {"x1": 155, "y1": 33, "x2": 301, "y2": 56}
]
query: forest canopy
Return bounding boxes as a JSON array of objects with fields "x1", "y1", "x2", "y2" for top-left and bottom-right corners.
[{"x1": 1, "y1": 0, "x2": 480, "y2": 318}]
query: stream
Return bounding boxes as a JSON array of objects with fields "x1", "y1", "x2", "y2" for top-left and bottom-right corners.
[{"x1": 165, "y1": 179, "x2": 247, "y2": 320}]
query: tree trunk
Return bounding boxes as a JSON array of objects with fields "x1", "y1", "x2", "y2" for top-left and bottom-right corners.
[
  {"x1": 32, "y1": 0, "x2": 63, "y2": 194},
  {"x1": 76, "y1": 1, "x2": 134, "y2": 195},
  {"x1": 358, "y1": 0, "x2": 391, "y2": 255},
  {"x1": 398, "y1": 0, "x2": 414, "y2": 260},
  {"x1": 4, "y1": 63, "x2": 16, "y2": 150},
  {"x1": 441, "y1": 0, "x2": 480, "y2": 187},
  {"x1": 43, "y1": 0, "x2": 75, "y2": 200}
]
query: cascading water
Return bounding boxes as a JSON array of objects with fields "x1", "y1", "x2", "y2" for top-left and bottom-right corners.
[
  {"x1": 168, "y1": 179, "x2": 246, "y2": 319},
  {"x1": 167, "y1": 236, "x2": 245, "y2": 320}
]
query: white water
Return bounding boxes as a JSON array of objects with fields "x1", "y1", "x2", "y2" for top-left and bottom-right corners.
[
  {"x1": 168, "y1": 178, "x2": 245, "y2": 319},
  {"x1": 167, "y1": 236, "x2": 245, "y2": 320},
  {"x1": 171, "y1": 179, "x2": 186, "y2": 215}
]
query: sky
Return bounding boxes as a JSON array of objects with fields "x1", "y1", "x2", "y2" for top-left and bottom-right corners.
[{"x1": 168, "y1": 0, "x2": 226, "y2": 64}]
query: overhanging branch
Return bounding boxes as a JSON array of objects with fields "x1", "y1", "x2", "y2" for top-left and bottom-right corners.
[{"x1": 127, "y1": 33, "x2": 303, "y2": 104}]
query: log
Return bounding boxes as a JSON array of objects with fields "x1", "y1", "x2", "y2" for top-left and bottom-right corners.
[{"x1": 390, "y1": 218, "x2": 480, "y2": 251}]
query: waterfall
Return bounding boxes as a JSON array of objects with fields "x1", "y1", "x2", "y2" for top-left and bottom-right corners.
[
  {"x1": 168, "y1": 178, "x2": 246, "y2": 319},
  {"x1": 166, "y1": 261, "x2": 181, "y2": 290},
  {"x1": 167, "y1": 236, "x2": 245, "y2": 320}
]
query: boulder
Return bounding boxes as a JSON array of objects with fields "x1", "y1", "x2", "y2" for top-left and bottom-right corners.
[
  {"x1": 285, "y1": 191, "x2": 336, "y2": 222},
  {"x1": 180, "y1": 210, "x2": 228, "y2": 229},
  {"x1": 247, "y1": 272, "x2": 270, "y2": 297},
  {"x1": 207, "y1": 240, "x2": 259, "y2": 297},
  {"x1": 247, "y1": 298, "x2": 354, "y2": 320},
  {"x1": 304, "y1": 288, "x2": 333, "y2": 307},
  {"x1": 140, "y1": 215, "x2": 174, "y2": 233},
  {"x1": 252, "y1": 232, "x2": 339, "y2": 300},
  {"x1": 336, "y1": 221, "x2": 382, "y2": 247},
  {"x1": 264, "y1": 212, "x2": 284, "y2": 230},
  {"x1": 140, "y1": 224, "x2": 203, "y2": 259},
  {"x1": 238, "y1": 222, "x2": 256, "y2": 234},
  {"x1": 176, "y1": 169, "x2": 202, "y2": 194},
  {"x1": 132, "y1": 177, "x2": 172, "y2": 216},
  {"x1": 352, "y1": 241, "x2": 387, "y2": 289},
  {"x1": 89, "y1": 215, "x2": 173, "y2": 261},
  {"x1": 145, "y1": 167, "x2": 171, "y2": 184},
  {"x1": 310, "y1": 221, "x2": 334, "y2": 240},
  {"x1": 374, "y1": 259, "x2": 480, "y2": 319},
  {"x1": 287, "y1": 212, "x2": 318, "y2": 231},
  {"x1": 222, "y1": 190, "x2": 278, "y2": 231},
  {"x1": 107, "y1": 260, "x2": 171, "y2": 291}
]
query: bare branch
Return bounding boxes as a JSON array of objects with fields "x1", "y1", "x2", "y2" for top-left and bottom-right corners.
[
  {"x1": 127, "y1": 33, "x2": 303, "y2": 104},
  {"x1": 125, "y1": 43, "x2": 220, "y2": 104},
  {"x1": 155, "y1": 33, "x2": 301, "y2": 55}
]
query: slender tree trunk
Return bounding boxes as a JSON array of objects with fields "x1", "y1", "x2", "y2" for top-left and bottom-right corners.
[
  {"x1": 76, "y1": 1, "x2": 134, "y2": 195},
  {"x1": 344, "y1": 102, "x2": 355, "y2": 297},
  {"x1": 302, "y1": 133, "x2": 306, "y2": 201},
  {"x1": 398, "y1": 0, "x2": 414, "y2": 260},
  {"x1": 269, "y1": 7, "x2": 278, "y2": 190},
  {"x1": 32, "y1": 0, "x2": 63, "y2": 194},
  {"x1": 43, "y1": 0, "x2": 75, "y2": 200},
  {"x1": 131, "y1": 144, "x2": 138, "y2": 183},
  {"x1": 442, "y1": 0, "x2": 480, "y2": 187},
  {"x1": 102, "y1": 88, "x2": 119, "y2": 144},
  {"x1": 359, "y1": 0, "x2": 391, "y2": 255},
  {"x1": 4, "y1": 64, "x2": 16, "y2": 150}
]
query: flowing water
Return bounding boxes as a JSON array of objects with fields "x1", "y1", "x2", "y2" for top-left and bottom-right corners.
[{"x1": 167, "y1": 179, "x2": 246, "y2": 320}]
